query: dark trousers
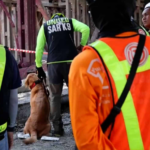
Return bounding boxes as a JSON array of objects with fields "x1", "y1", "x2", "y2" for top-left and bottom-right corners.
[
  {"x1": 0, "y1": 132, "x2": 8, "y2": 150},
  {"x1": 48, "y1": 63, "x2": 71, "y2": 131}
]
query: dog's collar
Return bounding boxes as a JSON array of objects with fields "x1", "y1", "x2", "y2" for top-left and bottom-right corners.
[{"x1": 30, "y1": 80, "x2": 42, "y2": 90}]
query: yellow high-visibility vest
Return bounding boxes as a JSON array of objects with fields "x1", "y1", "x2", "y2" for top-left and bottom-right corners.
[{"x1": 0, "y1": 45, "x2": 7, "y2": 133}]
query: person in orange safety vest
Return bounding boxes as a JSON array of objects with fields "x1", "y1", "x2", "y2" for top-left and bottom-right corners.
[{"x1": 69, "y1": 0, "x2": 150, "y2": 150}]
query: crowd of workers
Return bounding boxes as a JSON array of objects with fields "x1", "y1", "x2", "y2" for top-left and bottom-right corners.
[{"x1": 0, "y1": 0, "x2": 150, "y2": 150}]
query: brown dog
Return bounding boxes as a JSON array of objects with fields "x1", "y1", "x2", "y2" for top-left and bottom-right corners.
[{"x1": 23, "y1": 73, "x2": 50, "y2": 144}]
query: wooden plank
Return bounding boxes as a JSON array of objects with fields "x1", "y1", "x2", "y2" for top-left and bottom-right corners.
[
  {"x1": 3, "y1": 0, "x2": 17, "y2": 3},
  {"x1": 77, "y1": 0, "x2": 88, "y2": 45},
  {"x1": 11, "y1": 6, "x2": 18, "y2": 60},
  {"x1": 80, "y1": 0, "x2": 86, "y2": 23},
  {"x1": 66, "y1": 0, "x2": 69, "y2": 18},
  {"x1": 71, "y1": 0, "x2": 76, "y2": 18},
  {"x1": 76, "y1": 0, "x2": 80, "y2": 46},
  {"x1": 17, "y1": 0, "x2": 23, "y2": 49},
  {"x1": 0, "y1": 9, "x2": 5, "y2": 45},
  {"x1": 41, "y1": 2, "x2": 59, "y2": 7},
  {"x1": 71, "y1": 0, "x2": 77, "y2": 45},
  {"x1": 24, "y1": 0, "x2": 36, "y2": 65},
  {"x1": 36, "y1": 0, "x2": 50, "y2": 21},
  {"x1": 6, "y1": 6, "x2": 11, "y2": 47}
]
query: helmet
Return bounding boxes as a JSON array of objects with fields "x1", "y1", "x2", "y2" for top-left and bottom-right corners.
[
  {"x1": 144, "y1": 3, "x2": 150, "y2": 9},
  {"x1": 51, "y1": 13, "x2": 65, "y2": 19}
]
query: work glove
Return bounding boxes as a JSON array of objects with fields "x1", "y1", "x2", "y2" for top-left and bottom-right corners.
[
  {"x1": 36, "y1": 67, "x2": 46, "y2": 82},
  {"x1": 77, "y1": 45, "x2": 84, "y2": 53}
]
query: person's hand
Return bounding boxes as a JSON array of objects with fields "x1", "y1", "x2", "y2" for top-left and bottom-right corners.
[
  {"x1": 36, "y1": 67, "x2": 46, "y2": 82},
  {"x1": 7, "y1": 132, "x2": 13, "y2": 150},
  {"x1": 77, "y1": 45, "x2": 84, "y2": 53}
]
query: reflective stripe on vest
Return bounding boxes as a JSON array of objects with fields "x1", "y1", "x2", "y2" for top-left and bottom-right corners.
[
  {"x1": 0, "y1": 122, "x2": 7, "y2": 133},
  {"x1": 121, "y1": 57, "x2": 150, "y2": 74},
  {"x1": 0, "y1": 45, "x2": 7, "y2": 133},
  {"x1": 0, "y1": 45, "x2": 6, "y2": 90},
  {"x1": 140, "y1": 26, "x2": 150, "y2": 36},
  {"x1": 90, "y1": 40, "x2": 144, "y2": 150}
]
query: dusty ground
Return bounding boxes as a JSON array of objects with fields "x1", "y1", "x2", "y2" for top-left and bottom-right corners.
[{"x1": 12, "y1": 107, "x2": 75, "y2": 150}]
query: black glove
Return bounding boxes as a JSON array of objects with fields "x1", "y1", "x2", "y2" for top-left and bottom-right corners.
[{"x1": 36, "y1": 67, "x2": 46, "y2": 81}]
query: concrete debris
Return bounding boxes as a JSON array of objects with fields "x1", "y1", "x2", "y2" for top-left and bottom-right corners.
[
  {"x1": 41, "y1": 136, "x2": 59, "y2": 141},
  {"x1": 17, "y1": 133, "x2": 60, "y2": 141},
  {"x1": 17, "y1": 133, "x2": 30, "y2": 139}
]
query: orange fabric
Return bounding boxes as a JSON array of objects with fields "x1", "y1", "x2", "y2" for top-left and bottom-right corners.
[
  {"x1": 69, "y1": 33, "x2": 150, "y2": 150},
  {"x1": 116, "y1": 32, "x2": 137, "y2": 37}
]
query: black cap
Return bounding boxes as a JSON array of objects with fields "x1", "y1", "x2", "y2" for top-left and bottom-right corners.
[
  {"x1": 88, "y1": 0, "x2": 136, "y2": 35},
  {"x1": 86, "y1": 0, "x2": 96, "y2": 6}
]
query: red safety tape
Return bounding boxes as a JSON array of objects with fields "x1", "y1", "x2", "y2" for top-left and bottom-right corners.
[{"x1": 9, "y1": 48, "x2": 48, "y2": 55}]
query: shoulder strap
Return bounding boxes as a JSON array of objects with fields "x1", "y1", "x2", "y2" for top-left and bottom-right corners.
[{"x1": 101, "y1": 34, "x2": 146, "y2": 133}]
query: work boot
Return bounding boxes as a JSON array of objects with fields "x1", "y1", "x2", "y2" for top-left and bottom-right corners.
[
  {"x1": 50, "y1": 121, "x2": 64, "y2": 137},
  {"x1": 51, "y1": 128, "x2": 64, "y2": 137}
]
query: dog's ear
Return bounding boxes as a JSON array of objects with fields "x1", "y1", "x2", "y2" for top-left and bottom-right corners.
[{"x1": 24, "y1": 76, "x2": 29, "y2": 88}]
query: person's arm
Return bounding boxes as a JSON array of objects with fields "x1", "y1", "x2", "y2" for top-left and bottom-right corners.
[
  {"x1": 7, "y1": 89, "x2": 18, "y2": 131},
  {"x1": 5, "y1": 48, "x2": 22, "y2": 149},
  {"x1": 7, "y1": 89, "x2": 18, "y2": 149},
  {"x1": 35, "y1": 25, "x2": 46, "y2": 68},
  {"x1": 69, "y1": 49, "x2": 115, "y2": 150},
  {"x1": 72, "y1": 18, "x2": 90, "y2": 46},
  {"x1": 6, "y1": 48, "x2": 21, "y2": 130}
]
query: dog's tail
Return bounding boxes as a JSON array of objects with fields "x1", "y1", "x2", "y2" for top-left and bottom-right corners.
[{"x1": 23, "y1": 132, "x2": 37, "y2": 145}]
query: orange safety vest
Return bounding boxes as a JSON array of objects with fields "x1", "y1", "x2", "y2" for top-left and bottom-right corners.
[{"x1": 83, "y1": 35, "x2": 150, "y2": 150}]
